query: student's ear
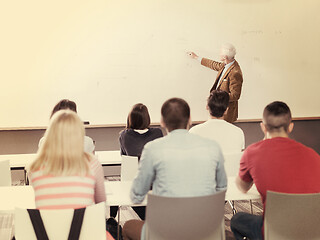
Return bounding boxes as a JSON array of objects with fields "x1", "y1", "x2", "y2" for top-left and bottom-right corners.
[
  {"x1": 160, "y1": 117, "x2": 166, "y2": 129},
  {"x1": 260, "y1": 122, "x2": 267, "y2": 136},
  {"x1": 206, "y1": 104, "x2": 209, "y2": 111},
  {"x1": 288, "y1": 122, "x2": 294, "y2": 133},
  {"x1": 223, "y1": 107, "x2": 229, "y2": 117},
  {"x1": 187, "y1": 117, "x2": 192, "y2": 130}
]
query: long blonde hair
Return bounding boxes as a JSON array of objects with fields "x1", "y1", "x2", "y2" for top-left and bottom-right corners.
[{"x1": 30, "y1": 110, "x2": 90, "y2": 176}]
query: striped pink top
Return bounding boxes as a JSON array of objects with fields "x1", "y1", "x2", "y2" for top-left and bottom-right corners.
[{"x1": 29, "y1": 157, "x2": 106, "y2": 209}]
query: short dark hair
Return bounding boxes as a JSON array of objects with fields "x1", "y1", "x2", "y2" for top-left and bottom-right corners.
[
  {"x1": 51, "y1": 99, "x2": 77, "y2": 118},
  {"x1": 207, "y1": 90, "x2": 230, "y2": 117},
  {"x1": 127, "y1": 103, "x2": 151, "y2": 130},
  {"x1": 161, "y1": 98, "x2": 190, "y2": 131},
  {"x1": 263, "y1": 101, "x2": 292, "y2": 133}
]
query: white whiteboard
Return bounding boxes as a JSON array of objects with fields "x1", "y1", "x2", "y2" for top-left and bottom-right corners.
[{"x1": 1, "y1": 0, "x2": 320, "y2": 128}]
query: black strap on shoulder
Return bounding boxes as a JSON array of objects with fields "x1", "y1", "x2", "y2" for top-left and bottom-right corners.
[
  {"x1": 27, "y1": 207, "x2": 86, "y2": 240},
  {"x1": 68, "y1": 208, "x2": 86, "y2": 240},
  {"x1": 27, "y1": 209, "x2": 49, "y2": 240}
]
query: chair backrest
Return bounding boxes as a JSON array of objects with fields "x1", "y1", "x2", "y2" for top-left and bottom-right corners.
[
  {"x1": 0, "y1": 160, "x2": 12, "y2": 186},
  {"x1": 120, "y1": 155, "x2": 138, "y2": 181},
  {"x1": 15, "y1": 202, "x2": 106, "y2": 240},
  {"x1": 144, "y1": 190, "x2": 226, "y2": 240},
  {"x1": 264, "y1": 191, "x2": 320, "y2": 240},
  {"x1": 223, "y1": 152, "x2": 243, "y2": 177}
]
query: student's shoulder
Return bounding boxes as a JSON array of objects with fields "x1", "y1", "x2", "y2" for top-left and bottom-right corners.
[
  {"x1": 243, "y1": 140, "x2": 266, "y2": 155},
  {"x1": 189, "y1": 131, "x2": 220, "y2": 148},
  {"x1": 149, "y1": 127, "x2": 163, "y2": 136},
  {"x1": 87, "y1": 154, "x2": 102, "y2": 169},
  {"x1": 189, "y1": 122, "x2": 206, "y2": 133},
  {"x1": 119, "y1": 129, "x2": 134, "y2": 138},
  {"x1": 223, "y1": 121, "x2": 243, "y2": 132},
  {"x1": 290, "y1": 139, "x2": 320, "y2": 158},
  {"x1": 143, "y1": 133, "x2": 167, "y2": 150}
]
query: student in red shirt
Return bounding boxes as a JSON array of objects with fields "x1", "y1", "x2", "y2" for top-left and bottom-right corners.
[{"x1": 231, "y1": 101, "x2": 320, "y2": 240}]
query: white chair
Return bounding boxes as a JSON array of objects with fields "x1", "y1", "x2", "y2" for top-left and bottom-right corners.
[
  {"x1": 144, "y1": 191, "x2": 226, "y2": 240},
  {"x1": 223, "y1": 152, "x2": 243, "y2": 177},
  {"x1": 0, "y1": 160, "x2": 12, "y2": 186},
  {"x1": 264, "y1": 191, "x2": 320, "y2": 240},
  {"x1": 224, "y1": 152, "x2": 243, "y2": 214},
  {"x1": 15, "y1": 202, "x2": 107, "y2": 240},
  {"x1": 120, "y1": 155, "x2": 138, "y2": 181}
]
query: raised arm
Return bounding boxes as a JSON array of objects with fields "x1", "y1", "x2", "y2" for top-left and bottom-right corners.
[
  {"x1": 187, "y1": 52, "x2": 225, "y2": 71},
  {"x1": 201, "y1": 58, "x2": 225, "y2": 72},
  {"x1": 187, "y1": 51, "x2": 224, "y2": 72}
]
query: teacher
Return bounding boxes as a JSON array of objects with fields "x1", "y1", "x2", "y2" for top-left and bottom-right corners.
[{"x1": 188, "y1": 43, "x2": 243, "y2": 123}]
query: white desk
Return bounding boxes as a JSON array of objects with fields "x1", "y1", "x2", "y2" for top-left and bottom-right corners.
[
  {"x1": 0, "y1": 186, "x2": 35, "y2": 240},
  {"x1": 0, "y1": 153, "x2": 37, "y2": 170},
  {"x1": 95, "y1": 151, "x2": 122, "y2": 177},
  {"x1": 226, "y1": 176, "x2": 260, "y2": 201},
  {"x1": 95, "y1": 151, "x2": 122, "y2": 166},
  {"x1": 0, "y1": 151, "x2": 122, "y2": 169},
  {"x1": 0, "y1": 151, "x2": 122, "y2": 183},
  {"x1": 0, "y1": 153, "x2": 37, "y2": 184},
  {"x1": 105, "y1": 181, "x2": 147, "y2": 207},
  {"x1": 0, "y1": 186, "x2": 35, "y2": 211},
  {"x1": 0, "y1": 172, "x2": 259, "y2": 211},
  {"x1": 104, "y1": 177, "x2": 260, "y2": 207}
]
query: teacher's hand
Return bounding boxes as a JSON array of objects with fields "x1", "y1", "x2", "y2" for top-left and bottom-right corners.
[{"x1": 187, "y1": 51, "x2": 198, "y2": 59}]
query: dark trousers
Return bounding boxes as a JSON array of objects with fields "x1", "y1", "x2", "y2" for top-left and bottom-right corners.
[{"x1": 231, "y1": 212, "x2": 263, "y2": 240}]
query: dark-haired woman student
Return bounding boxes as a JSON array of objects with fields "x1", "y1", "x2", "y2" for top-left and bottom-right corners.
[
  {"x1": 119, "y1": 103, "x2": 163, "y2": 159},
  {"x1": 110, "y1": 104, "x2": 163, "y2": 220}
]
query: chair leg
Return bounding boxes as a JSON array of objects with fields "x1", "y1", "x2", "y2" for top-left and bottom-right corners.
[
  {"x1": 117, "y1": 207, "x2": 121, "y2": 240},
  {"x1": 228, "y1": 200, "x2": 237, "y2": 215},
  {"x1": 250, "y1": 200, "x2": 253, "y2": 214},
  {"x1": 24, "y1": 169, "x2": 29, "y2": 185}
]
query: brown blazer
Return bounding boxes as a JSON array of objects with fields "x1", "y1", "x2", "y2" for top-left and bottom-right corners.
[{"x1": 201, "y1": 58, "x2": 243, "y2": 123}]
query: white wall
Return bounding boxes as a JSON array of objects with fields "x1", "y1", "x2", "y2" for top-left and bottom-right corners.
[{"x1": 1, "y1": 0, "x2": 319, "y2": 128}]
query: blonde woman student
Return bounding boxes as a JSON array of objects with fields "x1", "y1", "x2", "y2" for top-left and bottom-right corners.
[{"x1": 29, "y1": 110, "x2": 106, "y2": 209}]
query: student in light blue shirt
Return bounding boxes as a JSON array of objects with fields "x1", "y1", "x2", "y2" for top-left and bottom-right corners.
[{"x1": 122, "y1": 97, "x2": 227, "y2": 240}]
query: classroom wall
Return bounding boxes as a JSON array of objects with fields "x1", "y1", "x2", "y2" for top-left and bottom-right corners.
[
  {"x1": 0, "y1": 119, "x2": 319, "y2": 155},
  {"x1": 1, "y1": 0, "x2": 320, "y2": 128}
]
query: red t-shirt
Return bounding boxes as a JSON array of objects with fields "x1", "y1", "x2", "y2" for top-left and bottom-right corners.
[{"x1": 239, "y1": 137, "x2": 320, "y2": 211}]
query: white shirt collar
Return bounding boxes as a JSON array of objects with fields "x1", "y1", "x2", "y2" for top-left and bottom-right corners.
[
  {"x1": 224, "y1": 59, "x2": 235, "y2": 70},
  {"x1": 133, "y1": 129, "x2": 149, "y2": 134}
]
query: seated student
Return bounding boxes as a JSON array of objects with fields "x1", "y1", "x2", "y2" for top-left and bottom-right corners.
[
  {"x1": 189, "y1": 90, "x2": 244, "y2": 154},
  {"x1": 29, "y1": 110, "x2": 106, "y2": 209},
  {"x1": 119, "y1": 103, "x2": 163, "y2": 159},
  {"x1": 111, "y1": 104, "x2": 163, "y2": 220},
  {"x1": 39, "y1": 99, "x2": 95, "y2": 153},
  {"x1": 230, "y1": 101, "x2": 320, "y2": 240},
  {"x1": 122, "y1": 98, "x2": 227, "y2": 240}
]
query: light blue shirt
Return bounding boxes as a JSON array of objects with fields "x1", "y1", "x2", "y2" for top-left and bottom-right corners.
[{"x1": 130, "y1": 129, "x2": 227, "y2": 203}]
